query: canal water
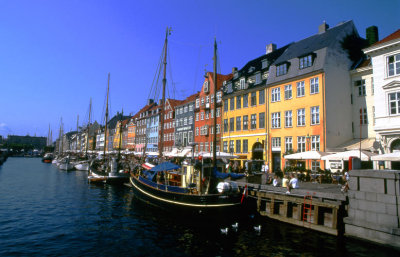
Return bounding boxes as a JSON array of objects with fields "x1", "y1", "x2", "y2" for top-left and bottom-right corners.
[{"x1": 0, "y1": 158, "x2": 398, "y2": 256}]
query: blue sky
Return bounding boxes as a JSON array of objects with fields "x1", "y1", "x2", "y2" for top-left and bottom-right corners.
[{"x1": 0, "y1": 0, "x2": 399, "y2": 138}]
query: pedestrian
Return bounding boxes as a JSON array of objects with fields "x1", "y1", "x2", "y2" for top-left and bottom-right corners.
[
  {"x1": 273, "y1": 175, "x2": 280, "y2": 187},
  {"x1": 282, "y1": 175, "x2": 289, "y2": 188},
  {"x1": 287, "y1": 173, "x2": 299, "y2": 194}
]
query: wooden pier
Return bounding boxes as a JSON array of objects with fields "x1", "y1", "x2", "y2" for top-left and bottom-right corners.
[{"x1": 236, "y1": 178, "x2": 347, "y2": 236}]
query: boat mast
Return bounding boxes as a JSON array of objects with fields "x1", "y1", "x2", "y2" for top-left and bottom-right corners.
[
  {"x1": 212, "y1": 38, "x2": 218, "y2": 169},
  {"x1": 103, "y1": 73, "x2": 110, "y2": 159},
  {"x1": 60, "y1": 117, "x2": 64, "y2": 155},
  {"x1": 159, "y1": 27, "x2": 170, "y2": 160},
  {"x1": 86, "y1": 98, "x2": 92, "y2": 156}
]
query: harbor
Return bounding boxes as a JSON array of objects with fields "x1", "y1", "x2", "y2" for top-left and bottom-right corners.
[{"x1": 1, "y1": 157, "x2": 399, "y2": 256}]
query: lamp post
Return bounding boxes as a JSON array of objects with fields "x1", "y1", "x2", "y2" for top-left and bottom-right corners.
[{"x1": 306, "y1": 133, "x2": 311, "y2": 170}]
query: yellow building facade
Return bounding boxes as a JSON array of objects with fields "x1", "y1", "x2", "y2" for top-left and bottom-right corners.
[
  {"x1": 267, "y1": 72, "x2": 326, "y2": 171},
  {"x1": 222, "y1": 86, "x2": 268, "y2": 170}
]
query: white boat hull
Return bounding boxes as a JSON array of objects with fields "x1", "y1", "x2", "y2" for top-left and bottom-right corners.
[{"x1": 75, "y1": 162, "x2": 89, "y2": 171}]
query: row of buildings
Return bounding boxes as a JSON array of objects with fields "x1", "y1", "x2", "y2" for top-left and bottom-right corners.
[{"x1": 57, "y1": 20, "x2": 400, "y2": 172}]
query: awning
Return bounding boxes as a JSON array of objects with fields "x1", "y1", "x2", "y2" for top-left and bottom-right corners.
[
  {"x1": 321, "y1": 150, "x2": 377, "y2": 161},
  {"x1": 284, "y1": 151, "x2": 330, "y2": 160},
  {"x1": 371, "y1": 151, "x2": 400, "y2": 161},
  {"x1": 177, "y1": 148, "x2": 192, "y2": 157},
  {"x1": 200, "y1": 152, "x2": 238, "y2": 159},
  {"x1": 142, "y1": 163, "x2": 155, "y2": 170},
  {"x1": 336, "y1": 138, "x2": 377, "y2": 151}
]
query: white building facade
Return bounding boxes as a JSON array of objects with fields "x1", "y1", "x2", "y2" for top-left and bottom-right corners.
[{"x1": 364, "y1": 29, "x2": 400, "y2": 167}]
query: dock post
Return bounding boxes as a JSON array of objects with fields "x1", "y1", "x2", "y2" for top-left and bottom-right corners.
[{"x1": 313, "y1": 205, "x2": 319, "y2": 225}]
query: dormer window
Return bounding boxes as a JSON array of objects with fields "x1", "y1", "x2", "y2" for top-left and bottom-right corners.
[
  {"x1": 240, "y1": 78, "x2": 245, "y2": 90},
  {"x1": 299, "y1": 54, "x2": 314, "y2": 69},
  {"x1": 276, "y1": 63, "x2": 288, "y2": 76},
  {"x1": 261, "y1": 59, "x2": 269, "y2": 69}
]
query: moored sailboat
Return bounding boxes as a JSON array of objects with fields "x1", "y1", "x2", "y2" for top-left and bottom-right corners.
[
  {"x1": 130, "y1": 29, "x2": 244, "y2": 215},
  {"x1": 88, "y1": 74, "x2": 129, "y2": 184}
]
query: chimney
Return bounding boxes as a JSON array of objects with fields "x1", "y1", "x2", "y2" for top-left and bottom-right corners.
[
  {"x1": 232, "y1": 67, "x2": 238, "y2": 75},
  {"x1": 266, "y1": 43, "x2": 276, "y2": 54},
  {"x1": 147, "y1": 99, "x2": 154, "y2": 105},
  {"x1": 318, "y1": 21, "x2": 329, "y2": 34},
  {"x1": 366, "y1": 26, "x2": 379, "y2": 46}
]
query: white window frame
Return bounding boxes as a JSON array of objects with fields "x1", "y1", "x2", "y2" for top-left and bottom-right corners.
[
  {"x1": 284, "y1": 84, "x2": 292, "y2": 100},
  {"x1": 310, "y1": 77, "x2": 319, "y2": 94},
  {"x1": 297, "y1": 108, "x2": 305, "y2": 126},
  {"x1": 285, "y1": 137, "x2": 292, "y2": 152},
  {"x1": 271, "y1": 112, "x2": 281, "y2": 128},
  {"x1": 311, "y1": 106, "x2": 320, "y2": 125},
  {"x1": 387, "y1": 53, "x2": 400, "y2": 77},
  {"x1": 389, "y1": 92, "x2": 400, "y2": 115},
  {"x1": 285, "y1": 110, "x2": 292, "y2": 127},
  {"x1": 297, "y1": 81, "x2": 305, "y2": 97},
  {"x1": 271, "y1": 88, "x2": 280, "y2": 102}
]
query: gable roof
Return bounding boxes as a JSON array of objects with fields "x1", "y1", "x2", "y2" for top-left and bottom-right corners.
[
  {"x1": 273, "y1": 20, "x2": 355, "y2": 64},
  {"x1": 372, "y1": 29, "x2": 400, "y2": 46},
  {"x1": 166, "y1": 98, "x2": 184, "y2": 109},
  {"x1": 206, "y1": 72, "x2": 233, "y2": 91}
]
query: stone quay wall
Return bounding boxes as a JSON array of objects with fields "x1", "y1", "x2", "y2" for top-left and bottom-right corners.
[{"x1": 344, "y1": 169, "x2": 400, "y2": 248}]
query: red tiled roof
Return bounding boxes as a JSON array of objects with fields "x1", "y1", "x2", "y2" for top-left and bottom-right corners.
[
  {"x1": 357, "y1": 58, "x2": 371, "y2": 69},
  {"x1": 167, "y1": 98, "x2": 183, "y2": 109},
  {"x1": 179, "y1": 92, "x2": 199, "y2": 105},
  {"x1": 372, "y1": 29, "x2": 400, "y2": 46},
  {"x1": 205, "y1": 72, "x2": 233, "y2": 91}
]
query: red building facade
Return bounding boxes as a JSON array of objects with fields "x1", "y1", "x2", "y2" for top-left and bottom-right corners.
[{"x1": 194, "y1": 72, "x2": 233, "y2": 153}]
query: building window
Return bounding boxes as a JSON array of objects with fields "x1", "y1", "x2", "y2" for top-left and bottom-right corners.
[
  {"x1": 243, "y1": 94, "x2": 248, "y2": 108},
  {"x1": 311, "y1": 161, "x2": 320, "y2": 171},
  {"x1": 284, "y1": 85, "x2": 292, "y2": 100},
  {"x1": 201, "y1": 112, "x2": 204, "y2": 120},
  {"x1": 355, "y1": 79, "x2": 366, "y2": 96},
  {"x1": 299, "y1": 54, "x2": 313, "y2": 69},
  {"x1": 276, "y1": 63, "x2": 288, "y2": 76},
  {"x1": 240, "y1": 78, "x2": 246, "y2": 89},
  {"x1": 229, "y1": 140, "x2": 234, "y2": 153},
  {"x1": 229, "y1": 118, "x2": 234, "y2": 132},
  {"x1": 236, "y1": 95, "x2": 241, "y2": 109},
  {"x1": 387, "y1": 54, "x2": 400, "y2": 77},
  {"x1": 259, "y1": 90, "x2": 265, "y2": 104},
  {"x1": 205, "y1": 110, "x2": 209, "y2": 120},
  {"x1": 223, "y1": 141, "x2": 228, "y2": 152},
  {"x1": 297, "y1": 136, "x2": 306, "y2": 152},
  {"x1": 201, "y1": 97, "x2": 204, "y2": 106},
  {"x1": 216, "y1": 108, "x2": 221, "y2": 117},
  {"x1": 285, "y1": 137, "x2": 293, "y2": 152},
  {"x1": 184, "y1": 117, "x2": 188, "y2": 125},
  {"x1": 196, "y1": 99, "x2": 200, "y2": 108},
  {"x1": 311, "y1": 106, "x2": 320, "y2": 125},
  {"x1": 271, "y1": 88, "x2": 280, "y2": 102},
  {"x1": 217, "y1": 92, "x2": 222, "y2": 103},
  {"x1": 184, "y1": 106, "x2": 188, "y2": 113},
  {"x1": 297, "y1": 108, "x2": 305, "y2": 126},
  {"x1": 189, "y1": 116, "x2": 193, "y2": 125},
  {"x1": 243, "y1": 139, "x2": 248, "y2": 153},
  {"x1": 224, "y1": 99, "x2": 228, "y2": 112},
  {"x1": 360, "y1": 108, "x2": 368, "y2": 124},
  {"x1": 243, "y1": 115, "x2": 248, "y2": 130},
  {"x1": 272, "y1": 137, "x2": 281, "y2": 149},
  {"x1": 389, "y1": 92, "x2": 400, "y2": 115},
  {"x1": 310, "y1": 77, "x2": 319, "y2": 94},
  {"x1": 271, "y1": 112, "x2": 281, "y2": 128},
  {"x1": 223, "y1": 119, "x2": 228, "y2": 132},
  {"x1": 216, "y1": 124, "x2": 220, "y2": 134},
  {"x1": 285, "y1": 110, "x2": 292, "y2": 127},
  {"x1": 251, "y1": 114, "x2": 257, "y2": 129},
  {"x1": 230, "y1": 97, "x2": 235, "y2": 110},
  {"x1": 204, "y1": 142, "x2": 209, "y2": 152},
  {"x1": 204, "y1": 81, "x2": 209, "y2": 93},
  {"x1": 311, "y1": 135, "x2": 320, "y2": 151},
  {"x1": 236, "y1": 140, "x2": 241, "y2": 153},
  {"x1": 236, "y1": 116, "x2": 241, "y2": 131},
  {"x1": 251, "y1": 92, "x2": 257, "y2": 106},
  {"x1": 210, "y1": 109, "x2": 214, "y2": 118},
  {"x1": 297, "y1": 81, "x2": 305, "y2": 97},
  {"x1": 259, "y1": 112, "x2": 265, "y2": 129},
  {"x1": 206, "y1": 96, "x2": 209, "y2": 105},
  {"x1": 255, "y1": 73, "x2": 261, "y2": 84},
  {"x1": 195, "y1": 127, "x2": 199, "y2": 136},
  {"x1": 189, "y1": 104, "x2": 193, "y2": 112}
]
